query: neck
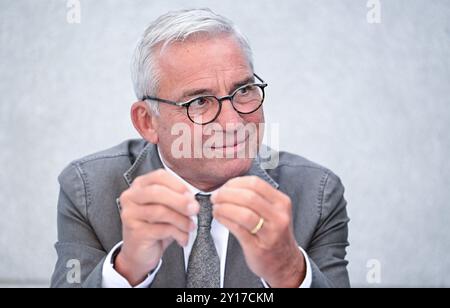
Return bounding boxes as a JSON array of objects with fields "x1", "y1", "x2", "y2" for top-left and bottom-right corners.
[
  {"x1": 157, "y1": 147, "x2": 229, "y2": 192},
  {"x1": 181, "y1": 175, "x2": 225, "y2": 193}
]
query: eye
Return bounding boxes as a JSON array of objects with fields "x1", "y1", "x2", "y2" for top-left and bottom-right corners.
[
  {"x1": 237, "y1": 85, "x2": 253, "y2": 96},
  {"x1": 190, "y1": 97, "x2": 209, "y2": 108},
  {"x1": 189, "y1": 97, "x2": 211, "y2": 110}
]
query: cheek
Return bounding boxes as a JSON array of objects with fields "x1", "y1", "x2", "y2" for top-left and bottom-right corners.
[
  {"x1": 245, "y1": 108, "x2": 264, "y2": 124},
  {"x1": 243, "y1": 109, "x2": 265, "y2": 138},
  {"x1": 159, "y1": 107, "x2": 191, "y2": 130},
  {"x1": 246, "y1": 110, "x2": 265, "y2": 146},
  {"x1": 156, "y1": 110, "x2": 194, "y2": 146}
]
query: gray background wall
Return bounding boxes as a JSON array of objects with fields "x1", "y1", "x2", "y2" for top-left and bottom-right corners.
[{"x1": 0, "y1": 0, "x2": 449, "y2": 287}]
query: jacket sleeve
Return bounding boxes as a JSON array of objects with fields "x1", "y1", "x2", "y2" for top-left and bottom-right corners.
[
  {"x1": 308, "y1": 171, "x2": 350, "y2": 288},
  {"x1": 50, "y1": 163, "x2": 106, "y2": 288}
]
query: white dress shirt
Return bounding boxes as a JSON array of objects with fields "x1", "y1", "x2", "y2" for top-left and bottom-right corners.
[{"x1": 102, "y1": 149, "x2": 312, "y2": 288}]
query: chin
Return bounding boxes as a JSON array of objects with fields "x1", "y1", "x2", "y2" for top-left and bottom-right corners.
[{"x1": 206, "y1": 157, "x2": 254, "y2": 183}]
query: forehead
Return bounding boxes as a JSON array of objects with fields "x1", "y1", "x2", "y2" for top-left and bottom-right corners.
[{"x1": 155, "y1": 34, "x2": 252, "y2": 89}]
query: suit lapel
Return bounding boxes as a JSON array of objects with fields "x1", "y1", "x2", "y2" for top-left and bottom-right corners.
[
  {"x1": 223, "y1": 234, "x2": 263, "y2": 288},
  {"x1": 123, "y1": 143, "x2": 164, "y2": 185},
  {"x1": 150, "y1": 242, "x2": 186, "y2": 288}
]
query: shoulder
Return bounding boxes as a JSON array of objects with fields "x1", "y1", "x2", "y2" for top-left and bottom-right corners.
[
  {"x1": 266, "y1": 149, "x2": 345, "y2": 215},
  {"x1": 57, "y1": 139, "x2": 149, "y2": 193},
  {"x1": 59, "y1": 139, "x2": 146, "y2": 176},
  {"x1": 279, "y1": 150, "x2": 344, "y2": 193},
  {"x1": 66, "y1": 139, "x2": 147, "y2": 167},
  {"x1": 268, "y1": 150, "x2": 342, "y2": 185}
]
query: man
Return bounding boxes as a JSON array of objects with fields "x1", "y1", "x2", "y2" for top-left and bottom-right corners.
[{"x1": 51, "y1": 8, "x2": 350, "y2": 288}]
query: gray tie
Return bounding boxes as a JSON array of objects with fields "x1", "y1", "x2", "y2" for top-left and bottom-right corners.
[{"x1": 186, "y1": 194, "x2": 220, "y2": 288}]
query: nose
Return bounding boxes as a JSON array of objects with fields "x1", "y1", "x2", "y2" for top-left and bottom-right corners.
[{"x1": 214, "y1": 97, "x2": 244, "y2": 128}]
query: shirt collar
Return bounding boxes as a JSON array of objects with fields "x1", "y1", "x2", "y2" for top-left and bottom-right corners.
[{"x1": 157, "y1": 147, "x2": 212, "y2": 195}]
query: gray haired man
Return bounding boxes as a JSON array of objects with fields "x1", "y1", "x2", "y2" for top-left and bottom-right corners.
[{"x1": 51, "y1": 8, "x2": 350, "y2": 288}]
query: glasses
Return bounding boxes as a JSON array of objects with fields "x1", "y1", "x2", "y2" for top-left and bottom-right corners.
[{"x1": 142, "y1": 74, "x2": 268, "y2": 125}]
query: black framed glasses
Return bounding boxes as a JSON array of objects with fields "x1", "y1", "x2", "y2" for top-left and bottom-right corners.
[{"x1": 142, "y1": 74, "x2": 268, "y2": 125}]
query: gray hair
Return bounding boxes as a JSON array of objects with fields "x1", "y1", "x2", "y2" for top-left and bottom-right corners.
[{"x1": 131, "y1": 8, "x2": 254, "y2": 115}]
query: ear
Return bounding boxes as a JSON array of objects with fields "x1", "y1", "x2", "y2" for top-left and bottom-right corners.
[{"x1": 131, "y1": 101, "x2": 159, "y2": 144}]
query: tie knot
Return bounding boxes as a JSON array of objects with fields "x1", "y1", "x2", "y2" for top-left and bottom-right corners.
[{"x1": 195, "y1": 194, "x2": 213, "y2": 229}]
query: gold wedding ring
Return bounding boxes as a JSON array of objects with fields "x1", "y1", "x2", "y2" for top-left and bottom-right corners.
[{"x1": 251, "y1": 217, "x2": 265, "y2": 235}]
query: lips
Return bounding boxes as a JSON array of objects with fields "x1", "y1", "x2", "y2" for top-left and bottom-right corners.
[{"x1": 211, "y1": 134, "x2": 249, "y2": 149}]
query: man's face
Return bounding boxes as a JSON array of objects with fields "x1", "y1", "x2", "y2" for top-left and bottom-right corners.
[{"x1": 152, "y1": 34, "x2": 265, "y2": 191}]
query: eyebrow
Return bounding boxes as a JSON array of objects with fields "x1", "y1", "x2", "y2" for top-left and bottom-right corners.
[{"x1": 179, "y1": 75, "x2": 255, "y2": 101}]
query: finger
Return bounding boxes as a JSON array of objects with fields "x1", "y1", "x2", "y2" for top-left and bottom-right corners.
[
  {"x1": 222, "y1": 176, "x2": 284, "y2": 203},
  {"x1": 132, "y1": 184, "x2": 199, "y2": 216},
  {"x1": 211, "y1": 187, "x2": 273, "y2": 219},
  {"x1": 213, "y1": 203, "x2": 264, "y2": 234},
  {"x1": 214, "y1": 214, "x2": 254, "y2": 246},
  {"x1": 133, "y1": 169, "x2": 191, "y2": 194},
  {"x1": 139, "y1": 205, "x2": 196, "y2": 233},
  {"x1": 145, "y1": 223, "x2": 190, "y2": 247}
]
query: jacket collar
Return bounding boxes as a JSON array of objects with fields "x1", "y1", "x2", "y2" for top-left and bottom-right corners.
[{"x1": 123, "y1": 143, "x2": 163, "y2": 186}]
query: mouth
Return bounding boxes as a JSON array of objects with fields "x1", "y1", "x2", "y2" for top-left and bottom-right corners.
[{"x1": 210, "y1": 134, "x2": 250, "y2": 150}]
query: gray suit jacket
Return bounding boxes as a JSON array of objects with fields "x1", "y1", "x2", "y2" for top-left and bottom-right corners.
[{"x1": 50, "y1": 139, "x2": 350, "y2": 288}]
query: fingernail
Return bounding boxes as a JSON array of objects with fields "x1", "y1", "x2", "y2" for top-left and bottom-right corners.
[
  {"x1": 184, "y1": 191, "x2": 195, "y2": 200},
  {"x1": 212, "y1": 204, "x2": 220, "y2": 217},
  {"x1": 188, "y1": 201, "x2": 199, "y2": 214},
  {"x1": 211, "y1": 191, "x2": 217, "y2": 201},
  {"x1": 189, "y1": 220, "x2": 196, "y2": 231}
]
